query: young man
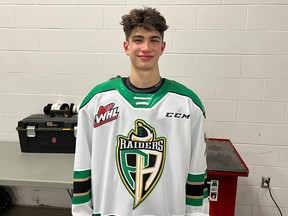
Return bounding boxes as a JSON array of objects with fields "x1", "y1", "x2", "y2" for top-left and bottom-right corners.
[{"x1": 72, "y1": 7, "x2": 209, "y2": 216}]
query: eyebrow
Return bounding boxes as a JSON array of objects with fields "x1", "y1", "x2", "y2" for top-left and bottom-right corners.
[
  {"x1": 150, "y1": 35, "x2": 162, "y2": 40},
  {"x1": 131, "y1": 35, "x2": 162, "y2": 40}
]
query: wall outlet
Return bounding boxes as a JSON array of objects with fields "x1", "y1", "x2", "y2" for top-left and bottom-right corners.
[{"x1": 261, "y1": 177, "x2": 271, "y2": 188}]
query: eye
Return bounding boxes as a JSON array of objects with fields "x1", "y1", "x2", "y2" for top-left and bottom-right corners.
[
  {"x1": 132, "y1": 38, "x2": 143, "y2": 43},
  {"x1": 151, "y1": 38, "x2": 161, "y2": 43}
]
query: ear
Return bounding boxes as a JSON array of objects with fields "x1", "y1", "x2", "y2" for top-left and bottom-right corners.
[
  {"x1": 160, "y1": 41, "x2": 166, "y2": 55},
  {"x1": 123, "y1": 41, "x2": 129, "y2": 56}
]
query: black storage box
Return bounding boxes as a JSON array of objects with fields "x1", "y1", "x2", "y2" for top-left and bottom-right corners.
[{"x1": 16, "y1": 114, "x2": 77, "y2": 153}]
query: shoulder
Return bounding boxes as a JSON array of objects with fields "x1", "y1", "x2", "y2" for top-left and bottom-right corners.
[
  {"x1": 166, "y1": 79, "x2": 206, "y2": 117},
  {"x1": 80, "y1": 78, "x2": 119, "y2": 109}
]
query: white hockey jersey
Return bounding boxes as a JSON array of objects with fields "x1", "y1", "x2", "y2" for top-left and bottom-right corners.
[{"x1": 72, "y1": 78, "x2": 209, "y2": 216}]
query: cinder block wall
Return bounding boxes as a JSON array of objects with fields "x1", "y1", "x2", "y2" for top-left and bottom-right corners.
[{"x1": 0, "y1": 1, "x2": 288, "y2": 215}]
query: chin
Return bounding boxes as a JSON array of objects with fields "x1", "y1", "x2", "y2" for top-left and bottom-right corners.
[{"x1": 137, "y1": 66, "x2": 155, "y2": 72}]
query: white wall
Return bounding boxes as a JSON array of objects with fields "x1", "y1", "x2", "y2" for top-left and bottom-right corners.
[{"x1": 0, "y1": 1, "x2": 288, "y2": 215}]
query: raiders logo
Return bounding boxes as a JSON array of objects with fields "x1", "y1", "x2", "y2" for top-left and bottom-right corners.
[{"x1": 116, "y1": 119, "x2": 166, "y2": 209}]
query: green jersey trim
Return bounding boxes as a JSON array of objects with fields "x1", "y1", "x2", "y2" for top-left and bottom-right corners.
[
  {"x1": 72, "y1": 169, "x2": 92, "y2": 205},
  {"x1": 80, "y1": 78, "x2": 205, "y2": 116},
  {"x1": 73, "y1": 169, "x2": 91, "y2": 179},
  {"x1": 111, "y1": 78, "x2": 172, "y2": 109},
  {"x1": 187, "y1": 172, "x2": 206, "y2": 183},
  {"x1": 186, "y1": 172, "x2": 208, "y2": 207},
  {"x1": 72, "y1": 191, "x2": 91, "y2": 205},
  {"x1": 169, "y1": 82, "x2": 205, "y2": 117}
]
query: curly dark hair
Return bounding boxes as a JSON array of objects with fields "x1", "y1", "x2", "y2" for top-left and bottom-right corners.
[{"x1": 120, "y1": 7, "x2": 169, "y2": 40}]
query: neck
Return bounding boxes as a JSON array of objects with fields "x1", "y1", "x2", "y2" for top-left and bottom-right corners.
[
  {"x1": 124, "y1": 77, "x2": 164, "y2": 94},
  {"x1": 129, "y1": 66, "x2": 161, "y2": 88}
]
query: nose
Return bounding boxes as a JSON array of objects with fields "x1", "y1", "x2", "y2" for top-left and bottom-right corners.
[{"x1": 141, "y1": 41, "x2": 151, "y2": 52}]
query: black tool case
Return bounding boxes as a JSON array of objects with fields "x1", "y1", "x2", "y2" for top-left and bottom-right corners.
[{"x1": 16, "y1": 114, "x2": 77, "y2": 153}]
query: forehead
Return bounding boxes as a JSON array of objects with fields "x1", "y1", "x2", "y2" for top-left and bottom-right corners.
[{"x1": 129, "y1": 27, "x2": 162, "y2": 39}]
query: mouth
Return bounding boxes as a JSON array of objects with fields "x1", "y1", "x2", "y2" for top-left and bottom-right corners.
[{"x1": 138, "y1": 55, "x2": 153, "y2": 60}]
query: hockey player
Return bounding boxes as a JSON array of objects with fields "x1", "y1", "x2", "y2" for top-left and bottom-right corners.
[{"x1": 72, "y1": 6, "x2": 209, "y2": 216}]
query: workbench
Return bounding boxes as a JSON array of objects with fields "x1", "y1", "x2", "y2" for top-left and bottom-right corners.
[{"x1": 0, "y1": 142, "x2": 73, "y2": 189}]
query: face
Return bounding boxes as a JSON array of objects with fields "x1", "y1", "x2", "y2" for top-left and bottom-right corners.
[{"x1": 123, "y1": 27, "x2": 166, "y2": 73}]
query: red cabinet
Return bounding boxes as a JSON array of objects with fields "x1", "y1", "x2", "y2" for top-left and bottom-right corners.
[{"x1": 206, "y1": 138, "x2": 249, "y2": 216}]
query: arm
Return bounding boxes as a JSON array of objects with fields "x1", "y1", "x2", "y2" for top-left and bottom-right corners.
[
  {"x1": 186, "y1": 110, "x2": 210, "y2": 216},
  {"x1": 72, "y1": 106, "x2": 94, "y2": 216}
]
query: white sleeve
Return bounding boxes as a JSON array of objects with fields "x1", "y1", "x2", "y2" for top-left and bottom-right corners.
[
  {"x1": 186, "y1": 109, "x2": 210, "y2": 216},
  {"x1": 72, "y1": 106, "x2": 94, "y2": 216},
  {"x1": 186, "y1": 198, "x2": 210, "y2": 216},
  {"x1": 72, "y1": 202, "x2": 93, "y2": 216}
]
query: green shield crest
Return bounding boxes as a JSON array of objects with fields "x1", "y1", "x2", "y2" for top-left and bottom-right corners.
[{"x1": 116, "y1": 119, "x2": 166, "y2": 208}]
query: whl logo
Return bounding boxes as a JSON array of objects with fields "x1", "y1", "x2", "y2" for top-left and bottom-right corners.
[
  {"x1": 94, "y1": 103, "x2": 119, "y2": 127},
  {"x1": 116, "y1": 120, "x2": 166, "y2": 209}
]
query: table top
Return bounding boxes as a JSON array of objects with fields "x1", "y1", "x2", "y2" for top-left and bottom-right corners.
[
  {"x1": 206, "y1": 138, "x2": 249, "y2": 177},
  {"x1": 0, "y1": 142, "x2": 74, "y2": 189}
]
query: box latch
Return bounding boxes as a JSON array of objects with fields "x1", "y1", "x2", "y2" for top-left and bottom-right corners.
[{"x1": 26, "y1": 126, "x2": 36, "y2": 137}]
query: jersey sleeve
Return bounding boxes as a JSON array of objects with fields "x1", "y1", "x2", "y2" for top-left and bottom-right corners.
[
  {"x1": 72, "y1": 106, "x2": 94, "y2": 216},
  {"x1": 186, "y1": 109, "x2": 210, "y2": 216}
]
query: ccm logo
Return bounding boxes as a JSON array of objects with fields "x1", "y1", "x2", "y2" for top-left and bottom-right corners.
[{"x1": 166, "y1": 112, "x2": 190, "y2": 119}]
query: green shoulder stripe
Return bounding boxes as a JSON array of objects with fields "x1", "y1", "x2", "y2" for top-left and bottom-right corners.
[
  {"x1": 169, "y1": 81, "x2": 205, "y2": 117},
  {"x1": 80, "y1": 79, "x2": 116, "y2": 109}
]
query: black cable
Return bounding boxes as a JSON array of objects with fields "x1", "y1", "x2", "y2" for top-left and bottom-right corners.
[{"x1": 267, "y1": 184, "x2": 283, "y2": 216}]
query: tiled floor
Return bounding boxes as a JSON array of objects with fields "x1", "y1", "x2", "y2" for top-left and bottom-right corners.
[{"x1": 3, "y1": 205, "x2": 71, "y2": 216}]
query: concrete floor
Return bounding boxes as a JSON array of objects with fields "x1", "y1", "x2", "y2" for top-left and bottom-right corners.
[{"x1": 3, "y1": 205, "x2": 71, "y2": 216}]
